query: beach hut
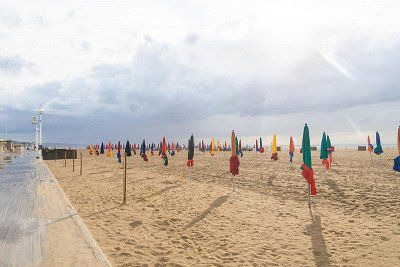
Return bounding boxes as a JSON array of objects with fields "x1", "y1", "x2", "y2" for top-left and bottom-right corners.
[
  {"x1": 125, "y1": 141, "x2": 132, "y2": 157},
  {"x1": 187, "y1": 134, "x2": 195, "y2": 180},
  {"x1": 289, "y1": 137, "x2": 294, "y2": 162},
  {"x1": 162, "y1": 137, "x2": 168, "y2": 166},
  {"x1": 117, "y1": 141, "x2": 122, "y2": 163},
  {"x1": 394, "y1": 126, "x2": 400, "y2": 172},
  {"x1": 301, "y1": 124, "x2": 317, "y2": 207},
  {"x1": 230, "y1": 130, "x2": 239, "y2": 191},
  {"x1": 271, "y1": 134, "x2": 278, "y2": 160},
  {"x1": 259, "y1": 137, "x2": 265, "y2": 153},
  {"x1": 320, "y1": 132, "x2": 330, "y2": 176},
  {"x1": 374, "y1": 131, "x2": 383, "y2": 159}
]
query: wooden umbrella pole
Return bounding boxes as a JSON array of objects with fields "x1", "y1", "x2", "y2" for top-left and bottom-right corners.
[
  {"x1": 64, "y1": 150, "x2": 66, "y2": 166},
  {"x1": 308, "y1": 184, "x2": 311, "y2": 207},
  {"x1": 188, "y1": 166, "x2": 192, "y2": 181},
  {"x1": 80, "y1": 152, "x2": 82, "y2": 175},
  {"x1": 123, "y1": 152, "x2": 127, "y2": 204},
  {"x1": 55, "y1": 148, "x2": 57, "y2": 162},
  {"x1": 72, "y1": 150, "x2": 75, "y2": 171},
  {"x1": 232, "y1": 176, "x2": 236, "y2": 192}
]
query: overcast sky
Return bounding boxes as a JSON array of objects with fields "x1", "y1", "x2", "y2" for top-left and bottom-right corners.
[{"x1": 1, "y1": 0, "x2": 399, "y2": 146}]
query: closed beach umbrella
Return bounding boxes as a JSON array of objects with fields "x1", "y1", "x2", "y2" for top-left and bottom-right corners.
[
  {"x1": 125, "y1": 140, "x2": 131, "y2": 157},
  {"x1": 271, "y1": 134, "x2": 278, "y2": 160},
  {"x1": 230, "y1": 130, "x2": 240, "y2": 182},
  {"x1": 106, "y1": 142, "x2": 112, "y2": 157},
  {"x1": 367, "y1": 136, "x2": 373, "y2": 153},
  {"x1": 162, "y1": 137, "x2": 168, "y2": 166},
  {"x1": 301, "y1": 124, "x2": 317, "y2": 205},
  {"x1": 140, "y1": 139, "x2": 148, "y2": 161},
  {"x1": 211, "y1": 138, "x2": 215, "y2": 156},
  {"x1": 320, "y1": 132, "x2": 329, "y2": 171},
  {"x1": 289, "y1": 137, "x2": 294, "y2": 162},
  {"x1": 171, "y1": 142, "x2": 175, "y2": 156},
  {"x1": 326, "y1": 135, "x2": 334, "y2": 164},
  {"x1": 238, "y1": 139, "x2": 243, "y2": 157},
  {"x1": 393, "y1": 126, "x2": 400, "y2": 172},
  {"x1": 256, "y1": 139, "x2": 259, "y2": 152},
  {"x1": 259, "y1": 137, "x2": 265, "y2": 153},
  {"x1": 100, "y1": 142, "x2": 104, "y2": 154},
  {"x1": 117, "y1": 141, "x2": 122, "y2": 163},
  {"x1": 374, "y1": 131, "x2": 383, "y2": 155}
]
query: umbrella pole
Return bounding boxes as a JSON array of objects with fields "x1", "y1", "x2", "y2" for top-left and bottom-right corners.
[
  {"x1": 188, "y1": 166, "x2": 192, "y2": 181},
  {"x1": 370, "y1": 152, "x2": 372, "y2": 162},
  {"x1": 232, "y1": 176, "x2": 236, "y2": 192},
  {"x1": 324, "y1": 168, "x2": 327, "y2": 179},
  {"x1": 307, "y1": 184, "x2": 311, "y2": 208}
]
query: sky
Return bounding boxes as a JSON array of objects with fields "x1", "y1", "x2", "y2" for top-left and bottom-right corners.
[{"x1": 0, "y1": 0, "x2": 399, "y2": 146}]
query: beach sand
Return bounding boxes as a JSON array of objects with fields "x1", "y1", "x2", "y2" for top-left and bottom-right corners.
[{"x1": 46, "y1": 148, "x2": 400, "y2": 266}]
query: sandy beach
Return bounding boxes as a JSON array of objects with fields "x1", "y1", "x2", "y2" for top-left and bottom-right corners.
[{"x1": 46, "y1": 148, "x2": 400, "y2": 266}]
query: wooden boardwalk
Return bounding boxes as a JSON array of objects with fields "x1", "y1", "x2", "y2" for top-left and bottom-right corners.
[{"x1": 0, "y1": 151, "x2": 110, "y2": 266}]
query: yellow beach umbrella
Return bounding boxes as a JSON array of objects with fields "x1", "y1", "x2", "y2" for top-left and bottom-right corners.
[
  {"x1": 211, "y1": 138, "x2": 215, "y2": 156},
  {"x1": 271, "y1": 134, "x2": 278, "y2": 160}
]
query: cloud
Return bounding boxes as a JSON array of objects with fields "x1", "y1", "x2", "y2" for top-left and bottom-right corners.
[
  {"x1": 1, "y1": 1, "x2": 400, "y2": 144},
  {"x1": 0, "y1": 55, "x2": 36, "y2": 74},
  {"x1": 0, "y1": 5, "x2": 22, "y2": 26},
  {"x1": 185, "y1": 33, "x2": 199, "y2": 45}
]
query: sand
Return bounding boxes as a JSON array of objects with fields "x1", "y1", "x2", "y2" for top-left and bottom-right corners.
[{"x1": 46, "y1": 148, "x2": 400, "y2": 266}]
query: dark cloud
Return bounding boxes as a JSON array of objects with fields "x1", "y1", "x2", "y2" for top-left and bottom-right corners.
[{"x1": 3, "y1": 36, "x2": 400, "y2": 144}]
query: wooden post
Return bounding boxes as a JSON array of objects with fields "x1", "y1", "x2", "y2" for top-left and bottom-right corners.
[
  {"x1": 308, "y1": 184, "x2": 311, "y2": 207},
  {"x1": 64, "y1": 150, "x2": 67, "y2": 166},
  {"x1": 72, "y1": 150, "x2": 75, "y2": 171},
  {"x1": 80, "y1": 152, "x2": 82, "y2": 175},
  {"x1": 123, "y1": 152, "x2": 127, "y2": 204},
  {"x1": 55, "y1": 148, "x2": 57, "y2": 162}
]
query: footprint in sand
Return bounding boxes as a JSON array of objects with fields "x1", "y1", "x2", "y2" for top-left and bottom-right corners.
[{"x1": 129, "y1": 220, "x2": 142, "y2": 228}]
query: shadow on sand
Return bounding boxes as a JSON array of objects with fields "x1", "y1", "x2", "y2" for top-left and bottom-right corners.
[
  {"x1": 184, "y1": 194, "x2": 229, "y2": 229},
  {"x1": 87, "y1": 204, "x2": 123, "y2": 217},
  {"x1": 326, "y1": 179, "x2": 346, "y2": 198},
  {"x1": 145, "y1": 185, "x2": 181, "y2": 199},
  {"x1": 306, "y1": 209, "x2": 332, "y2": 267}
]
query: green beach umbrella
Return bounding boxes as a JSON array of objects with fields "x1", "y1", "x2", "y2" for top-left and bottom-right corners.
[
  {"x1": 301, "y1": 124, "x2": 316, "y2": 203},
  {"x1": 320, "y1": 132, "x2": 328, "y2": 160},
  {"x1": 326, "y1": 135, "x2": 332, "y2": 153},
  {"x1": 302, "y1": 124, "x2": 312, "y2": 169}
]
